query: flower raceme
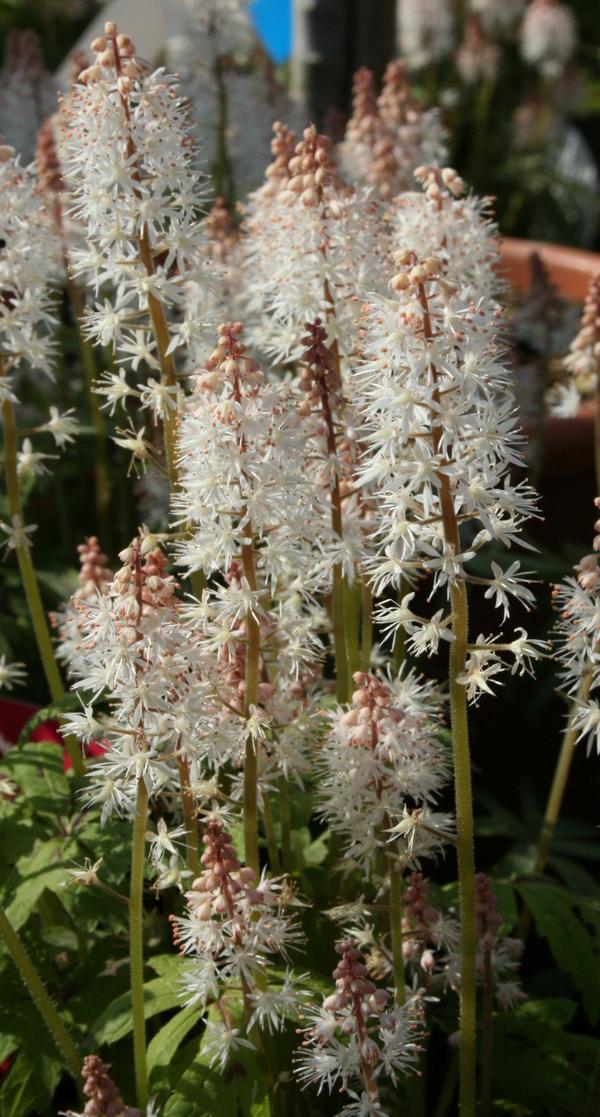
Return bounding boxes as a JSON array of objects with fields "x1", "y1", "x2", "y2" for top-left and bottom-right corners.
[
  {"x1": 355, "y1": 197, "x2": 543, "y2": 701},
  {"x1": 172, "y1": 817, "x2": 303, "y2": 1052},
  {"x1": 61, "y1": 22, "x2": 212, "y2": 473},
  {"x1": 552, "y1": 499, "x2": 600, "y2": 754},
  {"x1": 296, "y1": 939, "x2": 422, "y2": 1117},
  {"x1": 318, "y1": 670, "x2": 451, "y2": 876}
]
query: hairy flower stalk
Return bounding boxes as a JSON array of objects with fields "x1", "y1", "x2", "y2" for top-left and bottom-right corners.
[
  {"x1": 0, "y1": 907, "x2": 82, "y2": 1086},
  {"x1": 0, "y1": 144, "x2": 84, "y2": 774},
  {"x1": 355, "y1": 170, "x2": 540, "y2": 1115},
  {"x1": 62, "y1": 22, "x2": 212, "y2": 490}
]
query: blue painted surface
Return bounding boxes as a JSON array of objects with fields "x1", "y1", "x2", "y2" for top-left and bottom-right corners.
[{"x1": 250, "y1": 0, "x2": 291, "y2": 62}]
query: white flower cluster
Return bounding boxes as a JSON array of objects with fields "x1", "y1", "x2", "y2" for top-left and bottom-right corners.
[
  {"x1": 173, "y1": 816, "x2": 303, "y2": 1043},
  {"x1": 0, "y1": 145, "x2": 61, "y2": 383},
  {"x1": 61, "y1": 24, "x2": 212, "y2": 427},
  {"x1": 174, "y1": 322, "x2": 331, "y2": 590},
  {"x1": 63, "y1": 537, "x2": 211, "y2": 844},
  {"x1": 296, "y1": 938, "x2": 421, "y2": 1117},
  {"x1": 337, "y1": 62, "x2": 447, "y2": 199},
  {"x1": 319, "y1": 671, "x2": 451, "y2": 875},
  {"x1": 354, "y1": 173, "x2": 543, "y2": 701},
  {"x1": 552, "y1": 500, "x2": 600, "y2": 755},
  {"x1": 547, "y1": 272, "x2": 600, "y2": 418},
  {"x1": 166, "y1": 0, "x2": 305, "y2": 199},
  {"x1": 397, "y1": 0, "x2": 454, "y2": 71},
  {"x1": 520, "y1": 0, "x2": 577, "y2": 78},
  {"x1": 239, "y1": 124, "x2": 388, "y2": 368}
]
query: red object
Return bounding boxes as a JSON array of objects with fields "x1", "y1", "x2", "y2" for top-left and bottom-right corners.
[{"x1": 0, "y1": 697, "x2": 104, "y2": 770}]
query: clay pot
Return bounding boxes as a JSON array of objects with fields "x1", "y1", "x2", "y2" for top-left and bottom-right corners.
[
  {"x1": 500, "y1": 236, "x2": 600, "y2": 301},
  {"x1": 500, "y1": 237, "x2": 600, "y2": 546}
]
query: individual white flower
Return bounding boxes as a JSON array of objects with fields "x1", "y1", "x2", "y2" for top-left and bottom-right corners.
[
  {"x1": 0, "y1": 515, "x2": 37, "y2": 552},
  {"x1": 145, "y1": 819, "x2": 188, "y2": 870},
  {"x1": 40, "y1": 407, "x2": 80, "y2": 448},
  {"x1": 16, "y1": 438, "x2": 57, "y2": 477},
  {"x1": 0, "y1": 655, "x2": 26, "y2": 692},
  {"x1": 200, "y1": 1020, "x2": 255, "y2": 1074}
]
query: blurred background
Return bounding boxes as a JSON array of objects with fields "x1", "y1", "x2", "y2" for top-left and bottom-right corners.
[{"x1": 0, "y1": 0, "x2": 599, "y2": 247}]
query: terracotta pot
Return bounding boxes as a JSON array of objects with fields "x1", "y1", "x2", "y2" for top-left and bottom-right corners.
[
  {"x1": 500, "y1": 236, "x2": 600, "y2": 301},
  {"x1": 499, "y1": 237, "x2": 600, "y2": 545}
]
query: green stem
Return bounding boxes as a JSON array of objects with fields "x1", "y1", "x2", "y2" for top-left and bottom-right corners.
[
  {"x1": 177, "y1": 752, "x2": 200, "y2": 878},
  {"x1": 344, "y1": 577, "x2": 361, "y2": 678},
  {"x1": 242, "y1": 539, "x2": 261, "y2": 876},
  {"x1": 0, "y1": 906, "x2": 81, "y2": 1084},
  {"x1": 519, "y1": 666, "x2": 594, "y2": 941},
  {"x1": 535, "y1": 666, "x2": 593, "y2": 876},
  {"x1": 419, "y1": 280, "x2": 476, "y2": 1117},
  {"x1": 278, "y1": 776, "x2": 293, "y2": 875},
  {"x1": 389, "y1": 854, "x2": 406, "y2": 1005},
  {"x1": 449, "y1": 579, "x2": 477, "y2": 1117},
  {"x1": 332, "y1": 564, "x2": 349, "y2": 702},
  {"x1": 130, "y1": 777, "x2": 149, "y2": 1111},
  {"x1": 360, "y1": 578, "x2": 373, "y2": 672},
  {"x1": 1, "y1": 389, "x2": 83, "y2": 776},
  {"x1": 480, "y1": 944, "x2": 494, "y2": 1117},
  {"x1": 262, "y1": 794, "x2": 281, "y2": 873}
]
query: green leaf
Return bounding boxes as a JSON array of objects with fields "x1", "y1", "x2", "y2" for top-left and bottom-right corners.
[
  {"x1": 0, "y1": 1031, "x2": 62, "y2": 1117},
  {"x1": 0, "y1": 816, "x2": 42, "y2": 866},
  {"x1": 91, "y1": 975, "x2": 183, "y2": 1045},
  {"x1": 517, "y1": 882, "x2": 600, "y2": 1024},
  {"x1": 147, "y1": 1005, "x2": 202, "y2": 1081},
  {"x1": 2, "y1": 837, "x2": 78, "y2": 930},
  {"x1": 493, "y1": 998, "x2": 599, "y2": 1116},
  {"x1": 1, "y1": 742, "x2": 70, "y2": 815},
  {"x1": 163, "y1": 1045, "x2": 268, "y2": 1117}
]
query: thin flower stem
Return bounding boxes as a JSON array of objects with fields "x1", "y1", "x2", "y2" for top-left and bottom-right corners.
[
  {"x1": 66, "y1": 279, "x2": 111, "y2": 544},
  {"x1": 519, "y1": 666, "x2": 594, "y2": 942},
  {"x1": 393, "y1": 577, "x2": 408, "y2": 676},
  {"x1": 344, "y1": 577, "x2": 361, "y2": 677},
  {"x1": 242, "y1": 540, "x2": 261, "y2": 876},
  {"x1": 0, "y1": 906, "x2": 81, "y2": 1084},
  {"x1": 448, "y1": 579, "x2": 477, "y2": 1117},
  {"x1": 130, "y1": 776, "x2": 149, "y2": 1111},
  {"x1": 480, "y1": 943, "x2": 494, "y2": 1117},
  {"x1": 1, "y1": 386, "x2": 84, "y2": 776},
  {"x1": 418, "y1": 281, "x2": 476, "y2": 1117},
  {"x1": 360, "y1": 578, "x2": 373, "y2": 672},
  {"x1": 332, "y1": 565, "x2": 349, "y2": 702},
  {"x1": 535, "y1": 666, "x2": 593, "y2": 875},
  {"x1": 262, "y1": 794, "x2": 281, "y2": 873},
  {"x1": 389, "y1": 854, "x2": 406, "y2": 1005},
  {"x1": 278, "y1": 776, "x2": 293, "y2": 875},
  {"x1": 177, "y1": 752, "x2": 200, "y2": 878}
]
